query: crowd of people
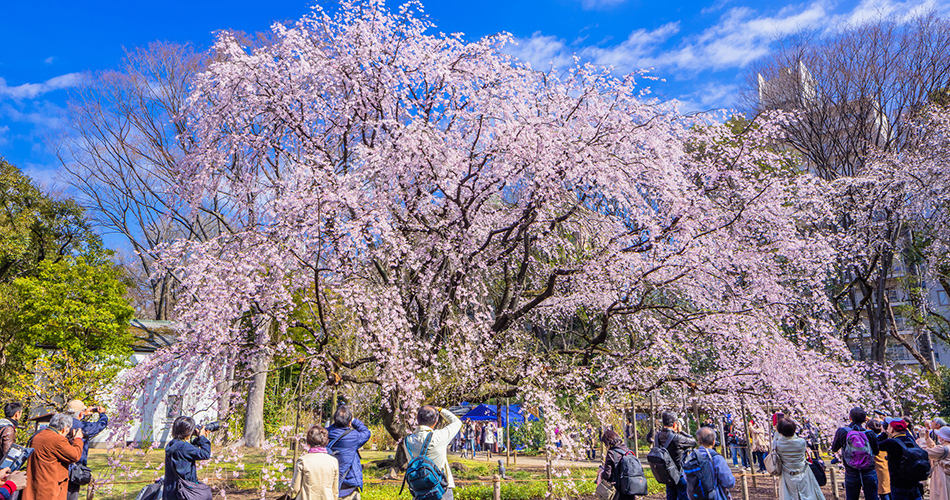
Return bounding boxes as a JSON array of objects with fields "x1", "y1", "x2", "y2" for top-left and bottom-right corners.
[
  {"x1": 450, "y1": 420, "x2": 501, "y2": 459},
  {"x1": 5, "y1": 397, "x2": 950, "y2": 500},
  {"x1": 593, "y1": 407, "x2": 943, "y2": 500},
  {"x1": 0, "y1": 400, "x2": 108, "y2": 500}
]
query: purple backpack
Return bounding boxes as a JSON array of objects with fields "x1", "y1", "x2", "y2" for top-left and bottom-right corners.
[{"x1": 842, "y1": 429, "x2": 874, "y2": 470}]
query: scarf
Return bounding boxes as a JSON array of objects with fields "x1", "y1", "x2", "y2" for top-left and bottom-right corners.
[{"x1": 309, "y1": 446, "x2": 328, "y2": 454}]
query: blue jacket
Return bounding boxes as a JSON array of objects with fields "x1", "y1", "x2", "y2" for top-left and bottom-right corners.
[
  {"x1": 163, "y1": 436, "x2": 211, "y2": 500},
  {"x1": 706, "y1": 449, "x2": 736, "y2": 500},
  {"x1": 326, "y1": 419, "x2": 372, "y2": 495},
  {"x1": 73, "y1": 414, "x2": 109, "y2": 466}
]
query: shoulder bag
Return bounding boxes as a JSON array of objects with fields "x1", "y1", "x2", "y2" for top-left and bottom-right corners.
[
  {"x1": 763, "y1": 439, "x2": 781, "y2": 476},
  {"x1": 177, "y1": 477, "x2": 213, "y2": 500}
]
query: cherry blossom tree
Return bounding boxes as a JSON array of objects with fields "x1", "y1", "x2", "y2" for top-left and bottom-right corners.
[{"x1": 113, "y1": 0, "x2": 894, "y2": 450}]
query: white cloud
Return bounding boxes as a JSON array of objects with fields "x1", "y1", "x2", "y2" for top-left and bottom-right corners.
[
  {"x1": 44, "y1": 56, "x2": 55, "y2": 65},
  {"x1": 0, "y1": 72, "x2": 82, "y2": 100},
  {"x1": 507, "y1": 32, "x2": 575, "y2": 71},
  {"x1": 1, "y1": 102, "x2": 68, "y2": 129},
  {"x1": 510, "y1": 0, "x2": 950, "y2": 78},
  {"x1": 576, "y1": 0, "x2": 626, "y2": 9},
  {"x1": 510, "y1": 23, "x2": 679, "y2": 74},
  {"x1": 676, "y1": 82, "x2": 741, "y2": 113},
  {"x1": 0, "y1": 125, "x2": 9, "y2": 146},
  {"x1": 22, "y1": 164, "x2": 66, "y2": 192}
]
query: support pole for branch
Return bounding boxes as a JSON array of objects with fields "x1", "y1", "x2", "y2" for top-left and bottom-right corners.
[
  {"x1": 631, "y1": 405, "x2": 639, "y2": 458},
  {"x1": 505, "y1": 398, "x2": 511, "y2": 468},
  {"x1": 546, "y1": 449, "x2": 553, "y2": 495},
  {"x1": 740, "y1": 473, "x2": 749, "y2": 500},
  {"x1": 741, "y1": 399, "x2": 756, "y2": 488},
  {"x1": 291, "y1": 362, "x2": 306, "y2": 465},
  {"x1": 830, "y1": 466, "x2": 840, "y2": 500}
]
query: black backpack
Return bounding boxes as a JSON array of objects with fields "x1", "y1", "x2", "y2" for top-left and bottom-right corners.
[
  {"x1": 647, "y1": 432, "x2": 680, "y2": 486},
  {"x1": 612, "y1": 448, "x2": 648, "y2": 496},
  {"x1": 895, "y1": 437, "x2": 931, "y2": 483},
  {"x1": 683, "y1": 448, "x2": 718, "y2": 500}
]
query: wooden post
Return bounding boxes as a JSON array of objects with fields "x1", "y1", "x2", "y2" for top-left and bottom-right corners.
[
  {"x1": 493, "y1": 474, "x2": 501, "y2": 500},
  {"x1": 830, "y1": 466, "x2": 840, "y2": 500},
  {"x1": 546, "y1": 449, "x2": 554, "y2": 495},
  {"x1": 740, "y1": 473, "x2": 749, "y2": 500},
  {"x1": 740, "y1": 400, "x2": 756, "y2": 488},
  {"x1": 719, "y1": 419, "x2": 728, "y2": 457},
  {"x1": 291, "y1": 363, "x2": 306, "y2": 465},
  {"x1": 650, "y1": 392, "x2": 657, "y2": 439},
  {"x1": 632, "y1": 407, "x2": 639, "y2": 458},
  {"x1": 505, "y1": 399, "x2": 511, "y2": 468}
]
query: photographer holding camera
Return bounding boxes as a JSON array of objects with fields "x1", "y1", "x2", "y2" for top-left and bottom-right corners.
[
  {"x1": 22, "y1": 413, "x2": 83, "y2": 500},
  {"x1": 163, "y1": 416, "x2": 212, "y2": 500},
  {"x1": 65, "y1": 400, "x2": 109, "y2": 500}
]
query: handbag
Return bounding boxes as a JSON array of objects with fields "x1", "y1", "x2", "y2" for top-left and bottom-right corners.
[
  {"x1": 176, "y1": 477, "x2": 213, "y2": 500},
  {"x1": 807, "y1": 457, "x2": 827, "y2": 486},
  {"x1": 764, "y1": 440, "x2": 781, "y2": 476},
  {"x1": 595, "y1": 480, "x2": 615, "y2": 500},
  {"x1": 69, "y1": 464, "x2": 93, "y2": 486}
]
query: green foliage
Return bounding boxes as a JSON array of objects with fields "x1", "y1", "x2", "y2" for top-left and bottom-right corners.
[
  {"x1": 0, "y1": 159, "x2": 134, "y2": 409},
  {"x1": 510, "y1": 421, "x2": 546, "y2": 453},
  {"x1": 926, "y1": 366, "x2": 950, "y2": 418}
]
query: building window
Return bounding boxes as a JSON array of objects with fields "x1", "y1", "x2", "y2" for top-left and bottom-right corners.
[
  {"x1": 938, "y1": 290, "x2": 949, "y2": 306},
  {"x1": 166, "y1": 395, "x2": 182, "y2": 420}
]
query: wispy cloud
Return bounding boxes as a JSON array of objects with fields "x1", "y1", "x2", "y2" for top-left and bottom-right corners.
[
  {"x1": 576, "y1": 0, "x2": 626, "y2": 10},
  {"x1": 0, "y1": 73, "x2": 82, "y2": 100},
  {"x1": 44, "y1": 56, "x2": 55, "y2": 65},
  {"x1": 510, "y1": 0, "x2": 946, "y2": 75}
]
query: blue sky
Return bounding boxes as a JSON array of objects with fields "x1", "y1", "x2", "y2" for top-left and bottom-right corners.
[{"x1": 1, "y1": 0, "x2": 947, "y2": 189}]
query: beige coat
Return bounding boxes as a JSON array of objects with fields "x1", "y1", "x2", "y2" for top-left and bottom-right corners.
[
  {"x1": 290, "y1": 452, "x2": 339, "y2": 500},
  {"x1": 918, "y1": 435, "x2": 950, "y2": 500},
  {"x1": 774, "y1": 435, "x2": 826, "y2": 500}
]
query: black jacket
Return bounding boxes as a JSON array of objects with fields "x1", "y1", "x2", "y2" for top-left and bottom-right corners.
[
  {"x1": 602, "y1": 445, "x2": 638, "y2": 500},
  {"x1": 655, "y1": 428, "x2": 697, "y2": 468},
  {"x1": 163, "y1": 436, "x2": 211, "y2": 500},
  {"x1": 879, "y1": 434, "x2": 922, "y2": 489},
  {"x1": 830, "y1": 423, "x2": 879, "y2": 472}
]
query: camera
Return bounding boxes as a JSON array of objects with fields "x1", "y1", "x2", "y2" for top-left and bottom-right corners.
[{"x1": 197, "y1": 421, "x2": 221, "y2": 433}]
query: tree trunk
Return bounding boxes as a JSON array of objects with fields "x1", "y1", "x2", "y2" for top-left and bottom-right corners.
[
  {"x1": 243, "y1": 346, "x2": 272, "y2": 448},
  {"x1": 381, "y1": 390, "x2": 410, "y2": 470},
  {"x1": 216, "y1": 355, "x2": 234, "y2": 419}
]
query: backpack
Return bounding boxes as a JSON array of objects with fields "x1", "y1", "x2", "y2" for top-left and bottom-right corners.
[
  {"x1": 683, "y1": 448, "x2": 719, "y2": 500},
  {"x1": 841, "y1": 428, "x2": 874, "y2": 470},
  {"x1": 895, "y1": 437, "x2": 931, "y2": 483},
  {"x1": 400, "y1": 433, "x2": 448, "y2": 500},
  {"x1": 612, "y1": 448, "x2": 648, "y2": 497},
  {"x1": 647, "y1": 432, "x2": 681, "y2": 486}
]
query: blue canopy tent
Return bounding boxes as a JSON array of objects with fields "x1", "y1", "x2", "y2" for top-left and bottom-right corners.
[{"x1": 460, "y1": 404, "x2": 539, "y2": 427}]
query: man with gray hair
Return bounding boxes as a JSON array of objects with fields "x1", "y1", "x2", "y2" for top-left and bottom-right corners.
[
  {"x1": 64, "y1": 400, "x2": 108, "y2": 500},
  {"x1": 22, "y1": 413, "x2": 83, "y2": 500},
  {"x1": 682, "y1": 427, "x2": 735, "y2": 500}
]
